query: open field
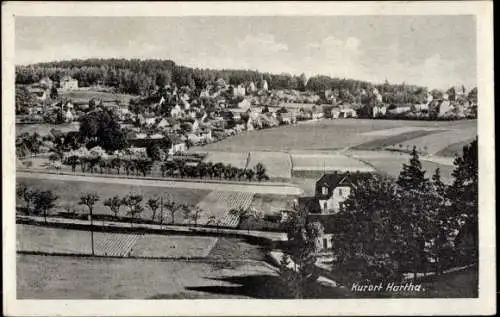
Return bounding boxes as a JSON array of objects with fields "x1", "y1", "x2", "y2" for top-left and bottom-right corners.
[
  {"x1": 248, "y1": 151, "x2": 292, "y2": 179},
  {"x1": 350, "y1": 151, "x2": 456, "y2": 183},
  {"x1": 436, "y1": 139, "x2": 477, "y2": 157},
  {"x1": 59, "y1": 89, "x2": 137, "y2": 104},
  {"x1": 17, "y1": 253, "x2": 284, "y2": 299},
  {"x1": 291, "y1": 153, "x2": 375, "y2": 173},
  {"x1": 390, "y1": 128, "x2": 477, "y2": 156},
  {"x1": 249, "y1": 194, "x2": 293, "y2": 215},
  {"x1": 17, "y1": 224, "x2": 220, "y2": 258},
  {"x1": 351, "y1": 130, "x2": 442, "y2": 151},
  {"x1": 16, "y1": 122, "x2": 80, "y2": 136},
  {"x1": 203, "y1": 151, "x2": 249, "y2": 169},
  {"x1": 196, "y1": 191, "x2": 255, "y2": 227},
  {"x1": 17, "y1": 224, "x2": 92, "y2": 254},
  {"x1": 131, "y1": 235, "x2": 219, "y2": 258},
  {"x1": 193, "y1": 119, "x2": 476, "y2": 152}
]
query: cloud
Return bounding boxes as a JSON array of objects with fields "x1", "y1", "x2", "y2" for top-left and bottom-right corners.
[
  {"x1": 303, "y1": 36, "x2": 364, "y2": 78},
  {"x1": 237, "y1": 33, "x2": 288, "y2": 55},
  {"x1": 307, "y1": 36, "x2": 360, "y2": 52},
  {"x1": 301, "y1": 36, "x2": 473, "y2": 89}
]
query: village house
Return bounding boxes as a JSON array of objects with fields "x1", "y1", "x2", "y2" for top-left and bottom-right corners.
[
  {"x1": 237, "y1": 99, "x2": 251, "y2": 111},
  {"x1": 169, "y1": 136, "x2": 187, "y2": 155},
  {"x1": 413, "y1": 103, "x2": 429, "y2": 112},
  {"x1": 451, "y1": 84, "x2": 467, "y2": 99},
  {"x1": 330, "y1": 107, "x2": 341, "y2": 119},
  {"x1": 311, "y1": 110, "x2": 324, "y2": 120},
  {"x1": 144, "y1": 117, "x2": 157, "y2": 127},
  {"x1": 187, "y1": 109, "x2": 198, "y2": 120},
  {"x1": 232, "y1": 84, "x2": 246, "y2": 97},
  {"x1": 339, "y1": 108, "x2": 358, "y2": 118},
  {"x1": 61, "y1": 101, "x2": 74, "y2": 123},
  {"x1": 315, "y1": 172, "x2": 372, "y2": 214},
  {"x1": 200, "y1": 88, "x2": 211, "y2": 98},
  {"x1": 279, "y1": 112, "x2": 296, "y2": 125},
  {"x1": 156, "y1": 118, "x2": 170, "y2": 129},
  {"x1": 246, "y1": 81, "x2": 257, "y2": 93},
  {"x1": 260, "y1": 79, "x2": 269, "y2": 91},
  {"x1": 426, "y1": 92, "x2": 434, "y2": 103},
  {"x1": 371, "y1": 87, "x2": 383, "y2": 103},
  {"x1": 372, "y1": 104, "x2": 387, "y2": 118},
  {"x1": 438, "y1": 100, "x2": 453, "y2": 116},
  {"x1": 170, "y1": 104, "x2": 183, "y2": 118},
  {"x1": 187, "y1": 127, "x2": 213, "y2": 144},
  {"x1": 28, "y1": 104, "x2": 44, "y2": 116},
  {"x1": 128, "y1": 132, "x2": 165, "y2": 148},
  {"x1": 181, "y1": 98, "x2": 191, "y2": 110},
  {"x1": 388, "y1": 104, "x2": 412, "y2": 115},
  {"x1": 59, "y1": 76, "x2": 78, "y2": 91}
]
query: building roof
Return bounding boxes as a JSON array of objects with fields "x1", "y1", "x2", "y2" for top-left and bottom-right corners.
[
  {"x1": 61, "y1": 75, "x2": 76, "y2": 82},
  {"x1": 315, "y1": 172, "x2": 373, "y2": 199}
]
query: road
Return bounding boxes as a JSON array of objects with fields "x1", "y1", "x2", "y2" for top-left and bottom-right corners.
[{"x1": 17, "y1": 171, "x2": 304, "y2": 196}]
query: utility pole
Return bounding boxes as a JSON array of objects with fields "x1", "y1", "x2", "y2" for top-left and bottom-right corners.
[
  {"x1": 90, "y1": 208, "x2": 94, "y2": 256},
  {"x1": 160, "y1": 196, "x2": 163, "y2": 229}
]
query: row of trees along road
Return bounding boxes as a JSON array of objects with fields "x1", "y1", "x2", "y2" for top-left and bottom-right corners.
[
  {"x1": 61, "y1": 152, "x2": 269, "y2": 182},
  {"x1": 17, "y1": 189, "x2": 204, "y2": 227},
  {"x1": 17, "y1": 189, "x2": 207, "y2": 255},
  {"x1": 279, "y1": 138, "x2": 477, "y2": 298}
]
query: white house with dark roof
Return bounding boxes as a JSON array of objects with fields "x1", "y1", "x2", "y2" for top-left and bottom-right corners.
[
  {"x1": 59, "y1": 76, "x2": 78, "y2": 91},
  {"x1": 315, "y1": 172, "x2": 372, "y2": 213}
]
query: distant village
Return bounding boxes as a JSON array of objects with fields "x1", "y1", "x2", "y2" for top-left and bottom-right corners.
[{"x1": 16, "y1": 71, "x2": 478, "y2": 158}]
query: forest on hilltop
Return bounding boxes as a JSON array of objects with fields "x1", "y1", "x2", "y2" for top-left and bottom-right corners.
[{"x1": 16, "y1": 58, "x2": 471, "y2": 106}]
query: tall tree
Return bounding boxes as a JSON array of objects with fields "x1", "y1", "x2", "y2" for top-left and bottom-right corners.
[
  {"x1": 397, "y1": 146, "x2": 428, "y2": 191},
  {"x1": 146, "y1": 143, "x2": 162, "y2": 161},
  {"x1": 122, "y1": 193, "x2": 144, "y2": 227},
  {"x1": 229, "y1": 207, "x2": 262, "y2": 233},
  {"x1": 255, "y1": 163, "x2": 269, "y2": 182},
  {"x1": 16, "y1": 183, "x2": 36, "y2": 213},
  {"x1": 164, "y1": 200, "x2": 182, "y2": 225},
  {"x1": 447, "y1": 138, "x2": 478, "y2": 263},
  {"x1": 33, "y1": 190, "x2": 59, "y2": 224},
  {"x1": 104, "y1": 196, "x2": 122, "y2": 219},
  {"x1": 280, "y1": 204, "x2": 324, "y2": 298},
  {"x1": 147, "y1": 197, "x2": 161, "y2": 222},
  {"x1": 333, "y1": 175, "x2": 404, "y2": 283}
]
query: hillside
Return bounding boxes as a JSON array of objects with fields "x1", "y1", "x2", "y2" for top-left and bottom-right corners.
[{"x1": 15, "y1": 58, "x2": 476, "y2": 107}]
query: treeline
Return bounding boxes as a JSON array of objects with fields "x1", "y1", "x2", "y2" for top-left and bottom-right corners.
[
  {"x1": 332, "y1": 140, "x2": 478, "y2": 282},
  {"x1": 278, "y1": 139, "x2": 478, "y2": 298},
  {"x1": 16, "y1": 186, "x2": 204, "y2": 227},
  {"x1": 17, "y1": 58, "x2": 433, "y2": 100}
]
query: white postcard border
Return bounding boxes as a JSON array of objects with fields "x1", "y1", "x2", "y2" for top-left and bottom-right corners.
[{"x1": 2, "y1": 1, "x2": 495, "y2": 316}]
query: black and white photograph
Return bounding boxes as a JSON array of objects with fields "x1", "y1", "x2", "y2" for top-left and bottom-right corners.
[{"x1": 2, "y1": 1, "x2": 495, "y2": 316}]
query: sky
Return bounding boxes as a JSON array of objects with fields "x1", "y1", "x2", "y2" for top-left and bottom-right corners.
[{"x1": 15, "y1": 16, "x2": 477, "y2": 90}]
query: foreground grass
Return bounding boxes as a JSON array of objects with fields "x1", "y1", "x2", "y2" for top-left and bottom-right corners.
[
  {"x1": 17, "y1": 254, "x2": 284, "y2": 299},
  {"x1": 17, "y1": 224, "x2": 221, "y2": 258}
]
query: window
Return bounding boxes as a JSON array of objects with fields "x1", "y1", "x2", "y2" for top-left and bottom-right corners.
[
  {"x1": 338, "y1": 188, "x2": 343, "y2": 196},
  {"x1": 323, "y1": 238, "x2": 328, "y2": 250},
  {"x1": 323, "y1": 202, "x2": 328, "y2": 212},
  {"x1": 322, "y1": 186, "x2": 328, "y2": 195}
]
